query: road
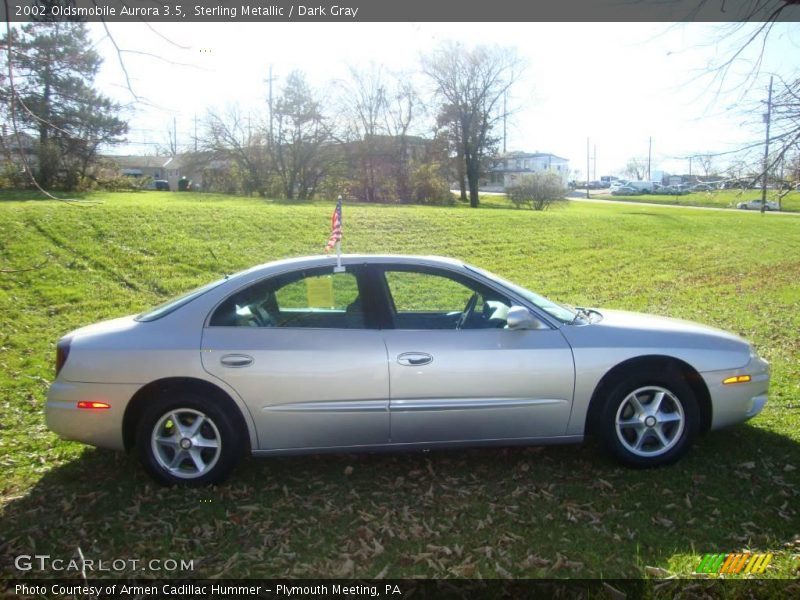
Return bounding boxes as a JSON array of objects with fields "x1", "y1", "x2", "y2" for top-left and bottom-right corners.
[{"x1": 567, "y1": 190, "x2": 799, "y2": 216}]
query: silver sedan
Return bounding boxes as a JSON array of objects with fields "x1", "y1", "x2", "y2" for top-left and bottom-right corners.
[{"x1": 46, "y1": 255, "x2": 769, "y2": 485}]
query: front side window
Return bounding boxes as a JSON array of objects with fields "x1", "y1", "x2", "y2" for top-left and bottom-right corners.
[
  {"x1": 382, "y1": 268, "x2": 512, "y2": 330},
  {"x1": 209, "y1": 268, "x2": 366, "y2": 329},
  {"x1": 465, "y1": 265, "x2": 576, "y2": 322}
]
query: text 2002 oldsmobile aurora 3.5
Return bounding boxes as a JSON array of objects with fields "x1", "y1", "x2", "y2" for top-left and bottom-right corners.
[{"x1": 46, "y1": 255, "x2": 769, "y2": 485}]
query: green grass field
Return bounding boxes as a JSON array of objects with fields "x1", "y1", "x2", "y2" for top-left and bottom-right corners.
[
  {"x1": 594, "y1": 189, "x2": 800, "y2": 213},
  {"x1": 1, "y1": 191, "x2": 799, "y2": 579}
]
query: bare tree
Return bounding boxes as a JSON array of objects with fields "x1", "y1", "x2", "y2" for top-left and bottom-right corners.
[
  {"x1": 434, "y1": 103, "x2": 467, "y2": 201},
  {"x1": 624, "y1": 157, "x2": 648, "y2": 181},
  {"x1": 691, "y1": 5, "x2": 799, "y2": 195},
  {"x1": 422, "y1": 42, "x2": 522, "y2": 207},
  {"x1": 339, "y1": 64, "x2": 387, "y2": 202},
  {"x1": 382, "y1": 74, "x2": 420, "y2": 202},
  {"x1": 200, "y1": 105, "x2": 271, "y2": 196},
  {"x1": 697, "y1": 153, "x2": 716, "y2": 177},
  {"x1": 273, "y1": 70, "x2": 333, "y2": 200}
]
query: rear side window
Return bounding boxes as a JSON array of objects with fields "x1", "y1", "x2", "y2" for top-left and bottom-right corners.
[
  {"x1": 209, "y1": 268, "x2": 367, "y2": 329},
  {"x1": 136, "y1": 278, "x2": 226, "y2": 322}
]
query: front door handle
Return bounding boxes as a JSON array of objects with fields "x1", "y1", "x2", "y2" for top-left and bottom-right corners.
[
  {"x1": 397, "y1": 352, "x2": 433, "y2": 366},
  {"x1": 220, "y1": 354, "x2": 254, "y2": 368}
]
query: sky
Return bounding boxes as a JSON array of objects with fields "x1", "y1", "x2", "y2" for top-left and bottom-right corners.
[{"x1": 89, "y1": 21, "x2": 799, "y2": 179}]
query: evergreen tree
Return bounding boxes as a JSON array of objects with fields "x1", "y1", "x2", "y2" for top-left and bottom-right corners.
[{"x1": 1, "y1": 22, "x2": 127, "y2": 189}]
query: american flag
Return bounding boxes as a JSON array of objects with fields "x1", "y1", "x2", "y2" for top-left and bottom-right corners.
[{"x1": 324, "y1": 196, "x2": 343, "y2": 253}]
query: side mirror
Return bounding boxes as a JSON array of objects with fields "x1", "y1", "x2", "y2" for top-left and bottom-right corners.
[{"x1": 506, "y1": 306, "x2": 545, "y2": 330}]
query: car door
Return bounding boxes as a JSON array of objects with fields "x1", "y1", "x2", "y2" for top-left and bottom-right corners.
[
  {"x1": 376, "y1": 265, "x2": 575, "y2": 444},
  {"x1": 201, "y1": 265, "x2": 390, "y2": 451}
]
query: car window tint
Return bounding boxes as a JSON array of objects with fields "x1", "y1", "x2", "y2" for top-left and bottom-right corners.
[
  {"x1": 275, "y1": 273, "x2": 359, "y2": 311},
  {"x1": 209, "y1": 270, "x2": 365, "y2": 329},
  {"x1": 386, "y1": 271, "x2": 473, "y2": 313},
  {"x1": 383, "y1": 269, "x2": 511, "y2": 330}
]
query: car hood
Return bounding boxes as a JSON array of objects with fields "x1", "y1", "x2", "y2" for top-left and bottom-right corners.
[
  {"x1": 590, "y1": 309, "x2": 747, "y2": 345},
  {"x1": 558, "y1": 308, "x2": 753, "y2": 371}
]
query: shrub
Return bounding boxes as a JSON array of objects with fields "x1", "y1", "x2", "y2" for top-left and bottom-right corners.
[
  {"x1": 410, "y1": 162, "x2": 452, "y2": 204},
  {"x1": 507, "y1": 172, "x2": 567, "y2": 210}
]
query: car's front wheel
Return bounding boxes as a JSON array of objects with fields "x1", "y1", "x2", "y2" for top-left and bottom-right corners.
[
  {"x1": 136, "y1": 393, "x2": 242, "y2": 485},
  {"x1": 600, "y1": 374, "x2": 699, "y2": 468}
]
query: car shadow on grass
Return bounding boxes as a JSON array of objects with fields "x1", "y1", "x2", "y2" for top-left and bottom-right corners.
[{"x1": 1, "y1": 424, "x2": 798, "y2": 579}]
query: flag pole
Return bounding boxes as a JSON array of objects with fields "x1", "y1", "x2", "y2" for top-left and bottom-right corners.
[{"x1": 335, "y1": 240, "x2": 342, "y2": 271}]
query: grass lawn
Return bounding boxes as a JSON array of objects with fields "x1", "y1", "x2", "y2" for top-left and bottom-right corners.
[
  {"x1": 1, "y1": 190, "x2": 799, "y2": 579},
  {"x1": 594, "y1": 189, "x2": 800, "y2": 213}
]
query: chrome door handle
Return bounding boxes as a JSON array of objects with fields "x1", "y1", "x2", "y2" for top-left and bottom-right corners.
[
  {"x1": 220, "y1": 354, "x2": 254, "y2": 368},
  {"x1": 397, "y1": 352, "x2": 433, "y2": 366}
]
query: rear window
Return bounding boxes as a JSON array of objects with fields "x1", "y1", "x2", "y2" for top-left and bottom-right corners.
[{"x1": 135, "y1": 278, "x2": 226, "y2": 322}]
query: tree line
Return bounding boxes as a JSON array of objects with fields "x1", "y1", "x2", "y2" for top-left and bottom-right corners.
[
  {"x1": 1, "y1": 21, "x2": 523, "y2": 208},
  {"x1": 187, "y1": 42, "x2": 522, "y2": 207}
]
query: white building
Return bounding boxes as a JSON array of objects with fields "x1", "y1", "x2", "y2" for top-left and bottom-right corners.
[{"x1": 483, "y1": 152, "x2": 570, "y2": 192}]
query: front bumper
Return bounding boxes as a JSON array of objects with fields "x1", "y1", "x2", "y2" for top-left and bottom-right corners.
[
  {"x1": 703, "y1": 355, "x2": 770, "y2": 431},
  {"x1": 45, "y1": 381, "x2": 141, "y2": 450}
]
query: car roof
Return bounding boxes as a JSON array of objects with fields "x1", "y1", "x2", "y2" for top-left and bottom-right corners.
[{"x1": 231, "y1": 254, "x2": 469, "y2": 281}]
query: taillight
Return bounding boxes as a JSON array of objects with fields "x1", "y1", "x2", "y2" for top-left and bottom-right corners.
[{"x1": 55, "y1": 337, "x2": 71, "y2": 377}]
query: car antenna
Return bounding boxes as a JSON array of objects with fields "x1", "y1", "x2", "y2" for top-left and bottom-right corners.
[{"x1": 209, "y1": 247, "x2": 229, "y2": 279}]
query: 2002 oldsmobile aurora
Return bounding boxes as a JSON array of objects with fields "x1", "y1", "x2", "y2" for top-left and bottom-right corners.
[{"x1": 46, "y1": 255, "x2": 769, "y2": 485}]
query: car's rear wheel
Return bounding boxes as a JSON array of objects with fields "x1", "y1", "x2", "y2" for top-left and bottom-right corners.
[
  {"x1": 599, "y1": 374, "x2": 699, "y2": 468},
  {"x1": 136, "y1": 393, "x2": 242, "y2": 485}
]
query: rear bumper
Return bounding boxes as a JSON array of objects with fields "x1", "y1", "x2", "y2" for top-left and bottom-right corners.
[
  {"x1": 703, "y1": 355, "x2": 770, "y2": 431},
  {"x1": 45, "y1": 381, "x2": 140, "y2": 450}
]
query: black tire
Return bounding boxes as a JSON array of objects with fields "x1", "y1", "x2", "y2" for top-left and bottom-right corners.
[
  {"x1": 598, "y1": 372, "x2": 699, "y2": 468},
  {"x1": 136, "y1": 391, "x2": 243, "y2": 486}
]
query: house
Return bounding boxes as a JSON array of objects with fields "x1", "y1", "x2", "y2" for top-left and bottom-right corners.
[
  {"x1": 105, "y1": 155, "x2": 200, "y2": 190},
  {"x1": 483, "y1": 151, "x2": 570, "y2": 192},
  {"x1": 1, "y1": 130, "x2": 38, "y2": 171}
]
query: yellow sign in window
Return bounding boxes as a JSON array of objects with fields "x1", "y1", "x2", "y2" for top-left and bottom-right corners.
[{"x1": 306, "y1": 276, "x2": 334, "y2": 308}]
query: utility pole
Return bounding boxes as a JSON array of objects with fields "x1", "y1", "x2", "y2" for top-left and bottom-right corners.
[
  {"x1": 193, "y1": 114, "x2": 198, "y2": 152},
  {"x1": 266, "y1": 64, "x2": 276, "y2": 149},
  {"x1": 761, "y1": 75, "x2": 773, "y2": 214},
  {"x1": 172, "y1": 116, "x2": 177, "y2": 155},
  {"x1": 647, "y1": 136, "x2": 652, "y2": 181},
  {"x1": 689, "y1": 155, "x2": 692, "y2": 177},
  {"x1": 586, "y1": 137, "x2": 590, "y2": 199},
  {"x1": 502, "y1": 91, "x2": 507, "y2": 155}
]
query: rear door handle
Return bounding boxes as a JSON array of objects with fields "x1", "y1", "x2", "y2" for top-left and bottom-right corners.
[
  {"x1": 397, "y1": 352, "x2": 433, "y2": 366},
  {"x1": 220, "y1": 354, "x2": 254, "y2": 368}
]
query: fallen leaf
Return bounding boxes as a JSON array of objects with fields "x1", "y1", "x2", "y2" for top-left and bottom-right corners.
[{"x1": 645, "y1": 566, "x2": 670, "y2": 577}]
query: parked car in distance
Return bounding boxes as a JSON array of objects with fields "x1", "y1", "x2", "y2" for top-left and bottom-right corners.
[
  {"x1": 658, "y1": 185, "x2": 689, "y2": 196},
  {"x1": 46, "y1": 254, "x2": 769, "y2": 485},
  {"x1": 624, "y1": 181, "x2": 659, "y2": 194},
  {"x1": 736, "y1": 199, "x2": 779, "y2": 211},
  {"x1": 610, "y1": 185, "x2": 639, "y2": 196},
  {"x1": 691, "y1": 183, "x2": 715, "y2": 192}
]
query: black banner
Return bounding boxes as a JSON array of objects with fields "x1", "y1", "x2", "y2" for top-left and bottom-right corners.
[
  {"x1": 2, "y1": 0, "x2": 800, "y2": 23},
  {"x1": 3, "y1": 578, "x2": 800, "y2": 600}
]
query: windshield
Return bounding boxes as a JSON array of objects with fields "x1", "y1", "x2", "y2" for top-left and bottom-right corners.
[
  {"x1": 135, "y1": 278, "x2": 227, "y2": 322},
  {"x1": 465, "y1": 265, "x2": 577, "y2": 323}
]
